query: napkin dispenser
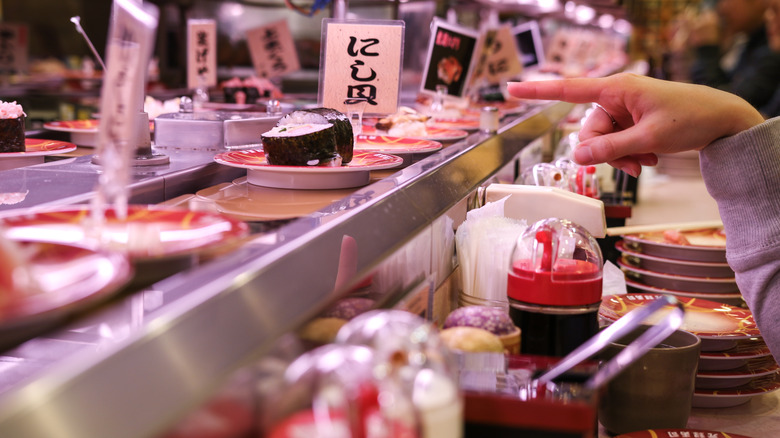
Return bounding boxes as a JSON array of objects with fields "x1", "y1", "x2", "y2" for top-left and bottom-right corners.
[
  {"x1": 482, "y1": 184, "x2": 607, "y2": 238},
  {"x1": 153, "y1": 111, "x2": 281, "y2": 150}
]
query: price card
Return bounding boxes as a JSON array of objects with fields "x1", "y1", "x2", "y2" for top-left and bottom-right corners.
[
  {"x1": 0, "y1": 23, "x2": 29, "y2": 74},
  {"x1": 187, "y1": 19, "x2": 217, "y2": 89},
  {"x1": 319, "y1": 19, "x2": 405, "y2": 115},
  {"x1": 246, "y1": 20, "x2": 300, "y2": 79},
  {"x1": 420, "y1": 18, "x2": 479, "y2": 99},
  {"x1": 470, "y1": 25, "x2": 523, "y2": 86}
]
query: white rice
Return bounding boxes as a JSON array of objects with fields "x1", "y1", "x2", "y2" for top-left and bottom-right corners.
[{"x1": 261, "y1": 123, "x2": 333, "y2": 138}]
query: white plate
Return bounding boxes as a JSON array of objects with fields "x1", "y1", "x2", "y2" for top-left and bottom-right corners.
[
  {"x1": 621, "y1": 227, "x2": 726, "y2": 263},
  {"x1": 692, "y1": 372, "x2": 780, "y2": 408},
  {"x1": 214, "y1": 150, "x2": 403, "y2": 190}
]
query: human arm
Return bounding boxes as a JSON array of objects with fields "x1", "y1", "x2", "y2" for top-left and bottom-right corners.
[{"x1": 506, "y1": 73, "x2": 765, "y2": 176}]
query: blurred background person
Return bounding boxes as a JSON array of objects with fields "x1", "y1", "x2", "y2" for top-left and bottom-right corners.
[{"x1": 688, "y1": 0, "x2": 780, "y2": 115}]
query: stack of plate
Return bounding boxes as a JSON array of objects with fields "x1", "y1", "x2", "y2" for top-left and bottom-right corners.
[
  {"x1": 600, "y1": 294, "x2": 780, "y2": 409},
  {"x1": 616, "y1": 227, "x2": 743, "y2": 307}
]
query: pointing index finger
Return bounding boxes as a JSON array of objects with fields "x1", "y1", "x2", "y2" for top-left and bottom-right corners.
[{"x1": 506, "y1": 78, "x2": 608, "y2": 104}]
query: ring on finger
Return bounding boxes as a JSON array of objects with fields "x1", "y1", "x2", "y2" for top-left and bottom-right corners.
[{"x1": 594, "y1": 103, "x2": 618, "y2": 127}]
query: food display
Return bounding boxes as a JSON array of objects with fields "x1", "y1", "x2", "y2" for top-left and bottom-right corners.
[
  {"x1": 443, "y1": 305, "x2": 521, "y2": 353},
  {"x1": 375, "y1": 106, "x2": 432, "y2": 137},
  {"x1": 263, "y1": 107, "x2": 354, "y2": 166},
  {"x1": 0, "y1": 101, "x2": 26, "y2": 153},
  {"x1": 439, "y1": 326, "x2": 505, "y2": 353}
]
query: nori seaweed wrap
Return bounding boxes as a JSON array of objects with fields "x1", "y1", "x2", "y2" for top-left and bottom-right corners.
[
  {"x1": 0, "y1": 116, "x2": 25, "y2": 153},
  {"x1": 277, "y1": 108, "x2": 354, "y2": 163},
  {"x1": 261, "y1": 123, "x2": 341, "y2": 166}
]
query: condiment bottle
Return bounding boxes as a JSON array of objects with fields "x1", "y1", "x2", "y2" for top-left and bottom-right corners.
[{"x1": 507, "y1": 218, "x2": 603, "y2": 357}]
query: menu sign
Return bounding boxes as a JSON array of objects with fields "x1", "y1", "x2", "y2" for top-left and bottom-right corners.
[
  {"x1": 319, "y1": 19, "x2": 405, "y2": 115},
  {"x1": 0, "y1": 23, "x2": 28, "y2": 75},
  {"x1": 187, "y1": 19, "x2": 217, "y2": 89},
  {"x1": 246, "y1": 20, "x2": 300, "y2": 79},
  {"x1": 420, "y1": 19, "x2": 479, "y2": 98},
  {"x1": 470, "y1": 25, "x2": 523, "y2": 86}
]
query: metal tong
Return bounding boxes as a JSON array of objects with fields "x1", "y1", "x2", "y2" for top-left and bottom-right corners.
[{"x1": 534, "y1": 294, "x2": 685, "y2": 393}]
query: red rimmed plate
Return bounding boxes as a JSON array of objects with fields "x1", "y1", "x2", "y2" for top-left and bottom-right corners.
[
  {"x1": 361, "y1": 124, "x2": 468, "y2": 142},
  {"x1": 0, "y1": 205, "x2": 250, "y2": 261},
  {"x1": 621, "y1": 227, "x2": 726, "y2": 263},
  {"x1": 354, "y1": 135, "x2": 442, "y2": 154},
  {"x1": 615, "y1": 429, "x2": 752, "y2": 438},
  {"x1": 214, "y1": 150, "x2": 403, "y2": 190},
  {"x1": 623, "y1": 279, "x2": 744, "y2": 308},
  {"x1": 692, "y1": 372, "x2": 780, "y2": 408},
  {"x1": 428, "y1": 117, "x2": 481, "y2": 131},
  {"x1": 1, "y1": 139, "x2": 78, "y2": 157},
  {"x1": 43, "y1": 119, "x2": 99, "y2": 133},
  {"x1": 699, "y1": 338, "x2": 773, "y2": 371},
  {"x1": 696, "y1": 356, "x2": 779, "y2": 389},
  {"x1": 599, "y1": 294, "x2": 759, "y2": 340},
  {"x1": 618, "y1": 258, "x2": 738, "y2": 294},
  {"x1": 618, "y1": 241, "x2": 734, "y2": 278},
  {"x1": 0, "y1": 239, "x2": 132, "y2": 349}
]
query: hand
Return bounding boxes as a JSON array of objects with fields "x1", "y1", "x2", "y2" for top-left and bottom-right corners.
[{"x1": 506, "y1": 73, "x2": 765, "y2": 176}]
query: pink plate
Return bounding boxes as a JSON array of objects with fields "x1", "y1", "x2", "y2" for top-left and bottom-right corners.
[
  {"x1": 692, "y1": 372, "x2": 780, "y2": 408},
  {"x1": 214, "y1": 150, "x2": 403, "y2": 189},
  {"x1": 361, "y1": 124, "x2": 468, "y2": 142},
  {"x1": 615, "y1": 429, "x2": 752, "y2": 438},
  {"x1": 618, "y1": 241, "x2": 734, "y2": 278},
  {"x1": 621, "y1": 227, "x2": 726, "y2": 263},
  {"x1": 428, "y1": 117, "x2": 480, "y2": 130},
  {"x1": 354, "y1": 135, "x2": 442, "y2": 154},
  {"x1": 700, "y1": 337, "x2": 772, "y2": 359},
  {"x1": 599, "y1": 294, "x2": 759, "y2": 339},
  {"x1": 0, "y1": 240, "x2": 132, "y2": 348},
  {"x1": 618, "y1": 259, "x2": 738, "y2": 294},
  {"x1": 696, "y1": 357, "x2": 779, "y2": 389},
  {"x1": 623, "y1": 279, "x2": 744, "y2": 307},
  {"x1": 0, "y1": 205, "x2": 249, "y2": 261}
]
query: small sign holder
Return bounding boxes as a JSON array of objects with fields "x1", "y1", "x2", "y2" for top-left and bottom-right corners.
[
  {"x1": 419, "y1": 18, "x2": 480, "y2": 100},
  {"x1": 318, "y1": 19, "x2": 405, "y2": 116}
]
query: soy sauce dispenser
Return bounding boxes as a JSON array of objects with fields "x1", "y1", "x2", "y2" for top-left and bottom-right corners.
[{"x1": 507, "y1": 218, "x2": 603, "y2": 357}]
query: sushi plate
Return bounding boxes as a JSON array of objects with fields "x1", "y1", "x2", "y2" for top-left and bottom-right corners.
[
  {"x1": 214, "y1": 150, "x2": 404, "y2": 190},
  {"x1": 623, "y1": 279, "x2": 744, "y2": 307},
  {"x1": 695, "y1": 357, "x2": 779, "y2": 389},
  {"x1": 427, "y1": 117, "x2": 481, "y2": 131},
  {"x1": 617, "y1": 241, "x2": 734, "y2": 278},
  {"x1": 692, "y1": 372, "x2": 780, "y2": 408},
  {"x1": 698, "y1": 338, "x2": 773, "y2": 371},
  {"x1": 195, "y1": 177, "x2": 359, "y2": 221},
  {"x1": 361, "y1": 124, "x2": 469, "y2": 142},
  {"x1": 621, "y1": 227, "x2": 727, "y2": 263},
  {"x1": 0, "y1": 239, "x2": 132, "y2": 350},
  {"x1": 354, "y1": 135, "x2": 442, "y2": 155},
  {"x1": 618, "y1": 258, "x2": 738, "y2": 294},
  {"x1": 614, "y1": 429, "x2": 752, "y2": 438},
  {"x1": 0, "y1": 139, "x2": 78, "y2": 171},
  {"x1": 0, "y1": 205, "x2": 250, "y2": 261},
  {"x1": 43, "y1": 119, "x2": 154, "y2": 147},
  {"x1": 599, "y1": 294, "x2": 759, "y2": 348}
]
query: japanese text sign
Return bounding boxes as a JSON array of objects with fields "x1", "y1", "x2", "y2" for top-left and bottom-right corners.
[
  {"x1": 320, "y1": 19, "x2": 404, "y2": 115},
  {"x1": 187, "y1": 19, "x2": 216, "y2": 89},
  {"x1": 420, "y1": 19, "x2": 478, "y2": 98},
  {"x1": 0, "y1": 23, "x2": 28, "y2": 75},
  {"x1": 246, "y1": 20, "x2": 300, "y2": 79},
  {"x1": 470, "y1": 25, "x2": 523, "y2": 86}
]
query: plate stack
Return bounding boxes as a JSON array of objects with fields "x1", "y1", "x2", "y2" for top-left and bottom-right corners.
[
  {"x1": 616, "y1": 227, "x2": 743, "y2": 307},
  {"x1": 600, "y1": 294, "x2": 780, "y2": 409}
]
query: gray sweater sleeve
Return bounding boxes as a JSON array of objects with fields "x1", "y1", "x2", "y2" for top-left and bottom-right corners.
[{"x1": 700, "y1": 117, "x2": 780, "y2": 363}]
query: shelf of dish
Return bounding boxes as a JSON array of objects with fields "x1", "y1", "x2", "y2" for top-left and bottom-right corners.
[{"x1": 0, "y1": 100, "x2": 574, "y2": 438}]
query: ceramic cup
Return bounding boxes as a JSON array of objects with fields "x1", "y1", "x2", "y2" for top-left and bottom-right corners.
[{"x1": 599, "y1": 325, "x2": 701, "y2": 435}]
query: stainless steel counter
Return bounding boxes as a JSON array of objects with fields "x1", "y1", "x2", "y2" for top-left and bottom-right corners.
[{"x1": 0, "y1": 101, "x2": 574, "y2": 438}]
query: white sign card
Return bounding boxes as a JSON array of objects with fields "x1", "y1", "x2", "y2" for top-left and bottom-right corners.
[
  {"x1": 512, "y1": 21, "x2": 545, "y2": 69},
  {"x1": 246, "y1": 20, "x2": 300, "y2": 79},
  {"x1": 319, "y1": 19, "x2": 405, "y2": 115},
  {"x1": 0, "y1": 23, "x2": 29, "y2": 75},
  {"x1": 187, "y1": 19, "x2": 217, "y2": 89},
  {"x1": 419, "y1": 18, "x2": 479, "y2": 99},
  {"x1": 470, "y1": 25, "x2": 524, "y2": 87}
]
